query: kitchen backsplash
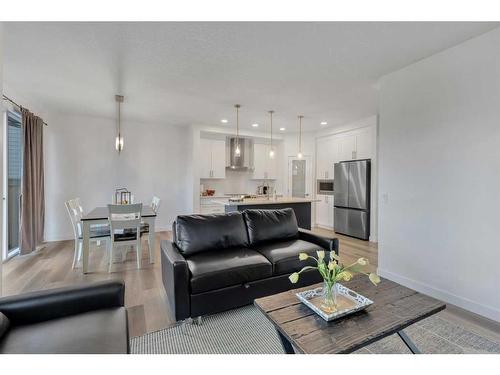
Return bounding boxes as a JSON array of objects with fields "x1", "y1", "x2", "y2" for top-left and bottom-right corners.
[{"x1": 201, "y1": 170, "x2": 277, "y2": 195}]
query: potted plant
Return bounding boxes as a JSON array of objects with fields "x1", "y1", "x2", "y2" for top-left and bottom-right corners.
[{"x1": 289, "y1": 250, "x2": 380, "y2": 313}]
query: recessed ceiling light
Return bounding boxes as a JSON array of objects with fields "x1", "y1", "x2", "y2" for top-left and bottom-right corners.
[
  {"x1": 252, "y1": 123, "x2": 259, "y2": 127},
  {"x1": 320, "y1": 121, "x2": 328, "y2": 126},
  {"x1": 221, "y1": 119, "x2": 228, "y2": 123},
  {"x1": 279, "y1": 127, "x2": 286, "y2": 131}
]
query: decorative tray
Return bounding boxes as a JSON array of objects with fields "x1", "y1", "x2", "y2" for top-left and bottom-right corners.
[{"x1": 295, "y1": 284, "x2": 373, "y2": 322}]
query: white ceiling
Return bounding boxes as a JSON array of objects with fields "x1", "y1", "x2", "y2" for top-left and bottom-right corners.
[{"x1": 3, "y1": 22, "x2": 499, "y2": 132}]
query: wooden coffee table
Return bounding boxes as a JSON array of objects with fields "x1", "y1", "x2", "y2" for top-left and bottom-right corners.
[{"x1": 254, "y1": 277, "x2": 446, "y2": 354}]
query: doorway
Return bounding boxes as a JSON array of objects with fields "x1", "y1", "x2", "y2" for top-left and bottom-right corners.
[{"x1": 287, "y1": 155, "x2": 312, "y2": 198}]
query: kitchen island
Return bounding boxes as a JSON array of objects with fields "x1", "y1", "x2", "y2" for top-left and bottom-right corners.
[{"x1": 217, "y1": 197, "x2": 318, "y2": 230}]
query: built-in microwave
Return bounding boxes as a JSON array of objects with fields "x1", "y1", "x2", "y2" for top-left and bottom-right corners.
[{"x1": 317, "y1": 179, "x2": 334, "y2": 195}]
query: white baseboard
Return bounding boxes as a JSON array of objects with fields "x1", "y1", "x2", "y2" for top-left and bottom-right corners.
[{"x1": 378, "y1": 268, "x2": 500, "y2": 323}]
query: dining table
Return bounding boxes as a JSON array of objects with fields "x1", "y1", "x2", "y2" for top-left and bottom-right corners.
[{"x1": 80, "y1": 205, "x2": 157, "y2": 274}]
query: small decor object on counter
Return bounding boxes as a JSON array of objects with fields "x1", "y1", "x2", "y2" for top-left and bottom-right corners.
[
  {"x1": 114, "y1": 188, "x2": 132, "y2": 205},
  {"x1": 289, "y1": 251, "x2": 380, "y2": 318}
]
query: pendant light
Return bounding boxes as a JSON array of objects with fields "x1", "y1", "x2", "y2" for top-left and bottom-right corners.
[
  {"x1": 115, "y1": 95, "x2": 124, "y2": 153},
  {"x1": 297, "y1": 115, "x2": 304, "y2": 159},
  {"x1": 234, "y1": 104, "x2": 241, "y2": 157},
  {"x1": 268, "y1": 110, "x2": 275, "y2": 159}
]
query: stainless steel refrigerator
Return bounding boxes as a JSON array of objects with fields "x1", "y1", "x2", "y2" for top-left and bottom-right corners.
[{"x1": 334, "y1": 159, "x2": 371, "y2": 240}]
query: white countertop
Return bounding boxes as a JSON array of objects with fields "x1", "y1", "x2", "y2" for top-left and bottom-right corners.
[{"x1": 212, "y1": 197, "x2": 319, "y2": 206}]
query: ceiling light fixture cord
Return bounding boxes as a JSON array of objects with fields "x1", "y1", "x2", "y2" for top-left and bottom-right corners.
[
  {"x1": 299, "y1": 115, "x2": 303, "y2": 153},
  {"x1": 269, "y1": 110, "x2": 274, "y2": 148}
]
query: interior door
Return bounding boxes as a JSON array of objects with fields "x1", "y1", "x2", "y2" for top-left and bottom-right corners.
[{"x1": 288, "y1": 155, "x2": 312, "y2": 198}]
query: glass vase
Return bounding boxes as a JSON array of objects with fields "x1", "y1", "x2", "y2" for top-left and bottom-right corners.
[{"x1": 321, "y1": 281, "x2": 338, "y2": 313}]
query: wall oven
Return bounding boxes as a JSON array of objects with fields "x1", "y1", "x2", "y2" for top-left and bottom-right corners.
[{"x1": 317, "y1": 179, "x2": 334, "y2": 195}]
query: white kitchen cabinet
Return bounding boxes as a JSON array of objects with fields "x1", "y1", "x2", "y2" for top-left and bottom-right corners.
[
  {"x1": 337, "y1": 130, "x2": 372, "y2": 161},
  {"x1": 339, "y1": 134, "x2": 357, "y2": 161},
  {"x1": 199, "y1": 138, "x2": 226, "y2": 179},
  {"x1": 252, "y1": 143, "x2": 277, "y2": 179},
  {"x1": 316, "y1": 136, "x2": 338, "y2": 179},
  {"x1": 315, "y1": 194, "x2": 334, "y2": 229},
  {"x1": 354, "y1": 129, "x2": 372, "y2": 160},
  {"x1": 199, "y1": 197, "x2": 228, "y2": 214}
]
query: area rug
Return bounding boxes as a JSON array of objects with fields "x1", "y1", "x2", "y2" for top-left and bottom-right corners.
[{"x1": 130, "y1": 305, "x2": 500, "y2": 354}]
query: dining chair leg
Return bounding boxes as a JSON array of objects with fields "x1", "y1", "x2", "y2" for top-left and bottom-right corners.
[
  {"x1": 108, "y1": 241, "x2": 114, "y2": 273},
  {"x1": 136, "y1": 234, "x2": 142, "y2": 269},
  {"x1": 72, "y1": 240, "x2": 80, "y2": 269},
  {"x1": 148, "y1": 235, "x2": 154, "y2": 264},
  {"x1": 77, "y1": 241, "x2": 83, "y2": 263}
]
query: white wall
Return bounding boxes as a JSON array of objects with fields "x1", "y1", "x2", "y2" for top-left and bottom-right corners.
[
  {"x1": 378, "y1": 28, "x2": 500, "y2": 321},
  {"x1": 0, "y1": 22, "x2": 4, "y2": 295},
  {"x1": 44, "y1": 113, "x2": 192, "y2": 241}
]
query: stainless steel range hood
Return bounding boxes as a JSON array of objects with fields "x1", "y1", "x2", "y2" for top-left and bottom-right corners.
[{"x1": 227, "y1": 137, "x2": 253, "y2": 170}]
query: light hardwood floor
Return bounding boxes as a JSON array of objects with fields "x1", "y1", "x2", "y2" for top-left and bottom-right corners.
[{"x1": 2, "y1": 228, "x2": 499, "y2": 343}]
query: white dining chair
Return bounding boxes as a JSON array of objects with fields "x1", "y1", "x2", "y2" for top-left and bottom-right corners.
[
  {"x1": 140, "y1": 196, "x2": 161, "y2": 259},
  {"x1": 65, "y1": 198, "x2": 111, "y2": 269},
  {"x1": 108, "y1": 203, "x2": 143, "y2": 273}
]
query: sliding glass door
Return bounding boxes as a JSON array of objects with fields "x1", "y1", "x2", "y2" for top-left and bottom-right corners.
[{"x1": 4, "y1": 111, "x2": 22, "y2": 258}]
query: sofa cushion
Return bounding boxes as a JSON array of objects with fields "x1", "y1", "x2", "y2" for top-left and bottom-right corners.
[
  {"x1": 254, "y1": 239, "x2": 328, "y2": 276},
  {"x1": 174, "y1": 212, "x2": 249, "y2": 256},
  {"x1": 186, "y1": 247, "x2": 272, "y2": 294},
  {"x1": 243, "y1": 208, "x2": 299, "y2": 245},
  {"x1": 0, "y1": 307, "x2": 128, "y2": 354},
  {"x1": 0, "y1": 312, "x2": 10, "y2": 340}
]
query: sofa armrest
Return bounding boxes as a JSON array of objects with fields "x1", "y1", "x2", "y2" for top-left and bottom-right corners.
[
  {"x1": 298, "y1": 229, "x2": 339, "y2": 255},
  {"x1": 160, "y1": 240, "x2": 191, "y2": 321},
  {"x1": 0, "y1": 280, "x2": 125, "y2": 326}
]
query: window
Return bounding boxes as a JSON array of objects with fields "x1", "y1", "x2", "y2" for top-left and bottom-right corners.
[{"x1": 5, "y1": 111, "x2": 23, "y2": 258}]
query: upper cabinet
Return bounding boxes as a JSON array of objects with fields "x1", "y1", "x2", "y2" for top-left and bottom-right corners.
[
  {"x1": 315, "y1": 127, "x2": 374, "y2": 179},
  {"x1": 338, "y1": 129, "x2": 373, "y2": 161},
  {"x1": 200, "y1": 138, "x2": 226, "y2": 179},
  {"x1": 316, "y1": 136, "x2": 338, "y2": 179},
  {"x1": 354, "y1": 128, "x2": 372, "y2": 160},
  {"x1": 252, "y1": 143, "x2": 277, "y2": 179}
]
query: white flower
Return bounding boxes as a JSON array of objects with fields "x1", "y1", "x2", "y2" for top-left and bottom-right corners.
[
  {"x1": 317, "y1": 250, "x2": 325, "y2": 261},
  {"x1": 298, "y1": 253, "x2": 308, "y2": 261},
  {"x1": 328, "y1": 261, "x2": 336, "y2": 271},
  {"x1": 369, "y1": 273, "x2": 381, "y2": 285},
  {"x1": 340, "y1": 271, "x2": 353, "y2": 282},
  {"x1": 289, "y1": 272, "x2": 299, "y2": 283},
  {"x1": 357, "y1": 258, "x2": 369, "y2": 266}
]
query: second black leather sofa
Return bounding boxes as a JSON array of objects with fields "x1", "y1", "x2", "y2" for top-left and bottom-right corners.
[{"x1": 161, "y1": 208, "x2": 339, "y2": 321}]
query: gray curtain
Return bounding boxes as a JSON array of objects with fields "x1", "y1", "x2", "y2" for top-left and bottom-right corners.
[{"x1": 19, "y1": 108, "x2": 45, "y2": 255}]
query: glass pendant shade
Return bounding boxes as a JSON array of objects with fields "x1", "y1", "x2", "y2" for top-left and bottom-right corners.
[
  {"x1": 115, "y1": 135, "x2": 124, "y2": 151},
  {"x1": 234, "y1": 104, "x2": 241, "y2": 157}
]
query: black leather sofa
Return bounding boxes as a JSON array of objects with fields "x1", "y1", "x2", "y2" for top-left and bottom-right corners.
[
  {"x1": 161, "y1": 208, "x2": 339, "y2": 321},
  {"x1": 0, "y1": 280, "x2": 129, "y2": 354}
]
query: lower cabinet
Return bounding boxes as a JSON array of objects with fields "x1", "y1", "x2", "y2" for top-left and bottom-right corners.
[
  {"x1": 315, "y1": 194, "x2": 334, "y2": 229},
  {"x1": 199, "y1": 198, "x2": 228, "y2": 214}
]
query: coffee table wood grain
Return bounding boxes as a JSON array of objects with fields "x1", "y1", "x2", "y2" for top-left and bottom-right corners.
[{"x1": 254, "y1": 277, "x2": 446, "y2": 354}]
